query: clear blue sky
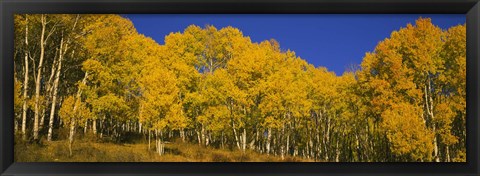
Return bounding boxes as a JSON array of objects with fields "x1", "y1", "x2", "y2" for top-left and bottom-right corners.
[{"x1": 123, "y1": 14, "x2": 465, "y2": 75}]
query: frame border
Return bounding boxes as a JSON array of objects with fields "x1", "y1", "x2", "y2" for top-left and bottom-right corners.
[{"x1": 1, "y1": 0, "x2": 479, "y2": 175}]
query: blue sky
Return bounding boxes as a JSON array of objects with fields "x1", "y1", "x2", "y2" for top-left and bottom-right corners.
[{"x1": 123, "y1": 14, "x2": 465, "y2": 75}]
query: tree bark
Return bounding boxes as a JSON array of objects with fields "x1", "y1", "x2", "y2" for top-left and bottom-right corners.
[
  {"x1": 47, "y1": 36, "x2": 65, "y2": 141},
  {"x1": 40, "y1": 64, "x2": 55, "y2": 131},
  {"x1": 42, "y1": 48, "x2": 58, "y2": 132},
  {"x1": 425, "y1": 78, "x2": 440, "y2": 162},
  {"x1": 33, "y1": 15, "x2": 47, "y2": 141},
  {"x1": 21, "y1": 15, "x2": 29, "y2": 141},
  {"x1": 446, "y1": 146, "x2": 451, "y2": 162},
  {"x1": 84, "y1": 120, "x2": 88, "y2": 134},
  {"x1": 93, "y1": 119, "x2": 97, "y2": 135},
  {"x1": 232, "y1": 120, "x2": 240, "y2": 150},
  {"x1": 180, "y1": 128, "x2": 185, "y2": 142},
  {"x1": 266, "y1": 128, "x2": 272, "y2": 155},
  {"x1": 201, "y1": 125, "x2": 206, "y2": 146},
  {"x1": 68, "y1": 114, "x2": 76, "y2": 156},
  {"x1": 324, "y1": 112, "x2": 331, "y2": 161},
  {"x1": 242, "y1": 128, "x2": 247, "y2": 152},
  {"x1": 148, "y1": 130, "x2": 151, "y2": 151}
]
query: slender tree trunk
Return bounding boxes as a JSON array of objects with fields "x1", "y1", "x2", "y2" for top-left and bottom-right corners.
[
  {"x1": 266, "y1": 128, "x2": 272, "y2": 154},
  {"x1": 281, "y1": 125, "x2": 285, "y2": 160},
  {"x1": 180, "y1": 128, "x2": 185, "y2": 142},
  {"x1": 84, "y1": 120, "x2": 88, "y2": 134},
  {"x1": 68, "y1": 72, "x2": 88, "y2": 156},
  {"x1": 229, "y1": 102, "x2": 241, "y2": 150},
  {"x1": 33, "y1": 15, "x2": 47, "y2": 141},
  {"x1": 255, "y1": 130, "x2": 259, "y2": 151},
  {"x1": 446, "y1": 146, "x2": 451, "y2": 162},
  {"x1": 68, "y1": 115, "x2": 76, "y2": 156},
  {"x1": 196, "y1": 129, "x2": 201, "y2": 145},
  {"x1": 221, "y1": 131, "x2": 224, "y2": 149},
  {"x1": 425, "y1": 80, "x2": 440, "y2": 162},
  {"x1": 201, "y1": 125, "x2": 206, "y2": 146},
  {"x1": 335, "y1": 139, "x2": 340, "y2": 162},
  {"x1": 47, "y1": 36, "x2": 65, "y2": 141},
  {"x1": 314, "y1": 111, "x2": 321, "y2": 161},
  {"x1": 286, "y1": 126, "x2": 290, "y2": 157},
  {"x1": 99, "y1": 117, "x2": 104, "y2": 138},
  {"x1": 158, "y1": 130, "x2": 164, "y2": 156},
  {"x1": 324, "y1": 114, "x2": 330, "y2": 161},
  {"x1": 355, "y1": 134, "x2": 360, "y2": 161},
  {"x1": 273, "y1": 133, "x2": 277, "y2": 156},
  {"x1": 148, "y1": 130, "x2": 151, "y2": 151},
  {"x1": 42, "y1": 49, "x2": 57, "y2": 132},
  {"x1": 155, "y1": 129, "x2": 158, "y2": 153},
  {"x1": 42, "y1": 44, "x2": 60, "y2": 132},
  {"x1": 93, "y1": 119, "x2": 97, "y2": 135},
  {"x1": 242, "y1": 128, "x2": 247, "y2": 152},
  {"x1": 21, "y1": 15, "x2": 29, "y2": 141},
  {"x1": 155, "y1": 137, "x2": 162, "y2": 156},
  {"x1": 155, "y1": 130, "x2": 164, "y2": 156},
  {"x1": 232, "y1": 120, "x2": 240, "y2": 150},
  {"x1": 307, "y1": 134, "x2": 316, "y2": 161},
  {"x1": 249, "y1": 131, "x2": 256, "y2": 150}
]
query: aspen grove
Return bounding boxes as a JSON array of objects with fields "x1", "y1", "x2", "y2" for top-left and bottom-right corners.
[{"x1": 13, "y1": 14, "x2": 466, "y2": 162}]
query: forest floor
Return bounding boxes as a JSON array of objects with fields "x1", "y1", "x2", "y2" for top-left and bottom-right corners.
[{"x1": 14, "y1": 135, "x2": 312, "y2": 162}]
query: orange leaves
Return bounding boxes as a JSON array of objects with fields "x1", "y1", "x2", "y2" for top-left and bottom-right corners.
[{"x1": 359, "y1": 18, "x2": 466, "y2": 160}]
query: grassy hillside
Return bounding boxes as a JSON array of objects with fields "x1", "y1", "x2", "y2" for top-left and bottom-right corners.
[{"x1": 15, "y1": 137, "x2": 313, "y2": 162}]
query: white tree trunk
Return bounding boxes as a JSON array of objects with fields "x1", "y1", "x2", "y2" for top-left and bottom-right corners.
[
  {"x1": 33, "y1": 15, "x2": 47, "y2": 141},
  {"x1": 425, "y1": 80, "x2": 440, "y2": 162},
  {"x1": 68, "y1": 115, "x2": 76, "y2": 156},
  {"x1": 148, "y1": 130, "x2": 151, "y2": 151},
  {"x1": 201, "y1": 125, "x2": 205, "y2": 146},
  {"x1": 21, "y1": 15, "x2": 29, "y2": 141},
  {"x1": 180, "y1": 128, "x2": 185, "y2": 142},
  {"x1": 446, "y1": 146, "x2": 451, "y2": 162},
  {"x1": 242, "y1": 128, "x2": 247, "y2": 152},
  {"x1": 266, "y1": 128, "x2": 272, "y2": 155},
  {"x1": 93, "y1": 119, "x2": 97, "y2": 135},
  {"x1": 335, "y1": 139, "x2": 340, "y2": 162},
  {"x1": 47, "y1": 36, "x2": 65, "y2": 141},
  {"x1": 42, "y1": 50, "x2": 57, "y2": 132},
  {"x1": 84, "y1": 120, "x2": 88, "y2": 134},
  {"x1": 232, "y1": 121, "x2": 240, "y2": 150}
]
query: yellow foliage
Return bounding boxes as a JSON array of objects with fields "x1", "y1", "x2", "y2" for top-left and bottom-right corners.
[
  {"x1": 14, "y1": 15, "x2": 465, "y2": 162},
  {"x1": 381, "y1": 103, "x2": 434, "y2": 161}
]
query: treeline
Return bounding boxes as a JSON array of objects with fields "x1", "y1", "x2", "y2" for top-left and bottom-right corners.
[{"x1": 14, "y1": 14, "x2": 466, "y2": 162}]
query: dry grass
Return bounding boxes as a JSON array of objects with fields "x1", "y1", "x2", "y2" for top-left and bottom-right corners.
[{"x1": 15, "y1": 138, "x2": 312, "y2": 162}]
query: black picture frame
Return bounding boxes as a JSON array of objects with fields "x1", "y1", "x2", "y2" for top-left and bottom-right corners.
[{"x1": 1, "y1": 0, "x2": 479, "y2": 175}]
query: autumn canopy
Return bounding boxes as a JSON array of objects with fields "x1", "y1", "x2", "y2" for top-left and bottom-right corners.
[{"x1": 14, "y1": 15, "x2": 466, "y2": 162}]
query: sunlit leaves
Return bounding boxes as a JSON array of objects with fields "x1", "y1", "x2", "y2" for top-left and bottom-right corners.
[
  {"x1": 14, "y1": 14, "x2": 465, "y2": 161},
  {"x1": 359, "y1": 18, "x2": 466, "y2": 161},
  {"x1": 381, "y1": 103, "x2": 434, "y2": 161}
]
